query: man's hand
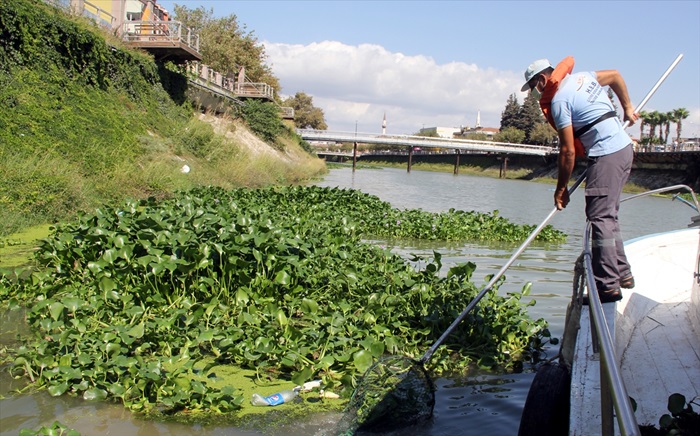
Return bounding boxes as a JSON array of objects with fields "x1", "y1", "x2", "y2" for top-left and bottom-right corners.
[
  {"x1": 623, "y1": 109, "x2": 639, "y2": 126},
  {"x1": 554, "y1": 186, "x2": 570, "y2": 210}
]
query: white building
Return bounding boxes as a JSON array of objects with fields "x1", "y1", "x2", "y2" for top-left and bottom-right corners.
[{"x1": 419, "y1": 126, "x2": 460, "y2": 138}]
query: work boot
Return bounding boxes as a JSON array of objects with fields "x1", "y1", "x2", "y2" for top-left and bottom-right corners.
[{"x1": 620, "y1": 275, "x2": 635, "y2": 289}]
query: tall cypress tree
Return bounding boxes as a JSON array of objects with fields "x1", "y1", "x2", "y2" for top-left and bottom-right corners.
[
  {"x1": 520, "y1": 93, "x2": 545, "y2": 144},
  {"x1": 500, "y1": 93, "x2": 521, "y2": 130}
]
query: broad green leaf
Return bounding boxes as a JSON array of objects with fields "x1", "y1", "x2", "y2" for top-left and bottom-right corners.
[
  {"x1": 198, "y1": 330, "x2": 215, "y2": 342},
  {"x1": 235, "y1": 288, "x2": 249, "y2": 305},
  {"x1": 108, "y1": 383, "x2": 126, "y2": 397},
  {"x1": 99, "y1": 277, "x2": 117, "y2": 292},
  {"x1": 274, "y1": 270, "x2": 291, "y2": 285},
  {"x1": 369, "y1": 341, "x2": 385, "y2": 358},
  {"x1": 64, "y1": 298, "x2": 82, "y2": 313},
  {"x1": 83, "y1": 388, "x2": 108, "y2": 401},
  {"x1": 102, "y1": 249, "x2": 118, "y2": 263},
  {"x1": 353, "y1": 350, "x2": 374, "y2": 373},
  {"x1": 106, "y1": 342, "x2": 122, "y2": 356},
  {"x1": 275, "y1": 309, "x2": 288, "y2": 327},
  {"x1": 47, "y1": 382, "x2": 69, "y2": 397},
  {"x1": 49, "y1": 302, "x2": 64, "y2": 321},
  {"x1": 301, "y1": 298, "x2": 319, "y2": 314},
  {"x1": 127, "y1": 323, "x2": 144, "y2": 338}
]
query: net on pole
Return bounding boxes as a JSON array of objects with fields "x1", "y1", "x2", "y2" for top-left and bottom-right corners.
[{"x1": 335, "y1": 356, "x2": 436, "y2": 434}]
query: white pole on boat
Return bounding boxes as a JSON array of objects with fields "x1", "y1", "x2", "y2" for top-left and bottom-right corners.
[{"x1": 622, "y1": 53, "x2": 684, "y2": 129}]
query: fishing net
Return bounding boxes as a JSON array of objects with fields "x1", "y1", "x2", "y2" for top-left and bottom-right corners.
[{"x1": 335, "y1": 356, "x2": 436, "y2": 434}]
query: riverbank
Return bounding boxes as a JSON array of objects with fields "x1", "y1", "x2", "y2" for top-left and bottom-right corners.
[{"x1": 349, "y1": 157, "x2": 683, "y2": 194}]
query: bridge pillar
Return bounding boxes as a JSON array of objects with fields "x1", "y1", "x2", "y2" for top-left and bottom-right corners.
[
  {"x1": 352, "y1": 142, "x2": 358, "y2": 172},
  {"x1": 454, "y1": 149, "x2": 460, "y2": 175},
  {"x1": 499, "y1": 155, "x2": 509, "y2": 178},
  {"x1": 407, "y1": 146, "x2": 413, "y2": 173}
]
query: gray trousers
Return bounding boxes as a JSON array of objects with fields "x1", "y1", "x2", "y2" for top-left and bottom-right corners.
[{"x1": 585, "y1": 144, "x2": 633, "y2": 292}]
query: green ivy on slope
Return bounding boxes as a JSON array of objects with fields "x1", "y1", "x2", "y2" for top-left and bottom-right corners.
[{"x1": 0, "y1": 0, "x2": 192, "y2": 234}]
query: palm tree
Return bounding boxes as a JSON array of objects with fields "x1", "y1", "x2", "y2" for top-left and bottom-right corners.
[
  {"x1": 663, "y1": 111, "x2": 673, "y2": 144},
  {"x1": 638, "y1": 110, "x2": 649, "y2": 143},
  {"x1": 673, "y1": 108, "x2": 690, "y2": 144},
  {"x1": 643, "y1": 111, "x2": 661, "y2": 148}
]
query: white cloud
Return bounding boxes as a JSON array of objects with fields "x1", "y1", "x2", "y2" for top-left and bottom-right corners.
[{"x1": 264, "y1": 40, "x2": 524, "y2": 134}]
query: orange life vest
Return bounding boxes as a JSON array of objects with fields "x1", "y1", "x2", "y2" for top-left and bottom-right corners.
[{"x1": 538, "y1": 56, "x2": 586, "y2": 157}]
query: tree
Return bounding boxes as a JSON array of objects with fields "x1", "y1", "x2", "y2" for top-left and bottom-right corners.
[
  {"x1": 640, "y1": 111, "x2": 663, "y2": 147},
  {"x1": 499, "y1": 93, "x2": 544, "y2": 144},
  {"x1": 500, "y1": 94, "x2": 521, "y2": 131},
  {"x1": 529, "y1": 123, "x2": 557, "y2": 146},
  {"x1": 283, "y1": 92, "x2": 328, "y2": 130},
  {"x1": 660, "y1": 111, "x2": 672, "y2": 144},
  {"x1": 173, "y1": 5, "x2": 281, "y2": 94},
  {"x1": 520, "y1": 92, "x2": 545, "y2": 143},
  {"x1": 672, "y1": 108, "x2": 690, "y2": 144},
  {"x1": 638, "y1": 110, "x2": 649, "y2": 143},
  {"x1": 495, "y1": 126, "x2": 525, "y2": 144}
]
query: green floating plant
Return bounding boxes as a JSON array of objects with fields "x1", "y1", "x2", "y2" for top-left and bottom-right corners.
[{"x1": 2, "y1": 186, "x2": 557, "y2": 418}]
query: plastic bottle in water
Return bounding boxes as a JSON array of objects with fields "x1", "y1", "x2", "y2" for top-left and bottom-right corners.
[{"x1": 251, "y1": 388, "x2": 299, "y2": 406}]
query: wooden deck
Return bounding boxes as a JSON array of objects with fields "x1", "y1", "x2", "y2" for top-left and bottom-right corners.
[{"x1": 122, "y1": 21, "x2": 202, "y2": 63}]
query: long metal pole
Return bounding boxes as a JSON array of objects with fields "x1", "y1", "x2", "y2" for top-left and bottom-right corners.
[
  {"x1": 626, "y1": 54, "x2": 684, "y2": 127},
  {"x1": 420, "y1": 53, "x2": 684, "y2": 365}
]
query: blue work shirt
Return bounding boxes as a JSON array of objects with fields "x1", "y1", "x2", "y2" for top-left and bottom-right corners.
[{"x1": 551, "y1": 71, "x2": 632, "y2": 157}]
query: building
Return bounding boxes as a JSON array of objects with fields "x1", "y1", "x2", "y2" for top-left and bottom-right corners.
[
  {"x1": 419, "y1": 126, "x2": 461, "y2": 138},
  {"x1": 456, "y1": 126, "x2": 499, "y2": 139}
]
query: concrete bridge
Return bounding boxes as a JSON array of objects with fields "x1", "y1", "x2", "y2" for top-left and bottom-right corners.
[
  {"x1": 298, "y1": 130, "x2": 555, "y2": 156},
  {"x1": 299, "y1": 129, "x2": 556, "y2": 176}
]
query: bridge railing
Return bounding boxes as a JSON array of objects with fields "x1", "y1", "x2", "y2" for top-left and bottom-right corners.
[{"x1": 298, "y1": 130, "x2": 557, "y2": 156}]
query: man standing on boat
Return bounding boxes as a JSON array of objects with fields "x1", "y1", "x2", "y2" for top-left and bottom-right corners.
[{"x1": 521, "y1": 57, "x2": 638, "y2": 302}]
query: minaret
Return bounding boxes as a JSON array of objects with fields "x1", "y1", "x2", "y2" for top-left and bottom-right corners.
[
  {"x1": 476, "y1": 110, "x2": 481, "y2": 128},
  {"x1": 382, "y1": 112, "x2": 387, "y2": 135}
]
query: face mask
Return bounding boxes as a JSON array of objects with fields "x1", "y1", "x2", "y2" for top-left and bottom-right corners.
[{"x1": 530, "y1": 79, "x2": 547, "y2": 101}]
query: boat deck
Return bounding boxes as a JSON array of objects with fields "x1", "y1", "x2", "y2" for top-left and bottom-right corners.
[
  {"x1": 570, "y1": 228, "x2": 700, "y2": 433},
  {"x1": 618, "y1": 229, "x2": 700, "y2": 427}
]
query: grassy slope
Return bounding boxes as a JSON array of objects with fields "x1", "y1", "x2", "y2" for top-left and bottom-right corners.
[{"x1": 0, "y1": 0, "x2": 325, "y2": 239}]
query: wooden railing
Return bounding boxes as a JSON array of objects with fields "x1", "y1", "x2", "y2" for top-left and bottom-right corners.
[
  {"x1": 40, "y1": 0, "x2": 292, "y2": 119},
  {"x1": 279, "y1": 106, "x2": 295, "y2": 119},
  {"x1": 187, "y1": 62, "x2": 273, "y2": 100},
  {"x1": 121, "y1": 20, "x2": 200, "y2": 53},
  {"x1": 186, "y1": 63, "x2": 294, "y2": 118}
]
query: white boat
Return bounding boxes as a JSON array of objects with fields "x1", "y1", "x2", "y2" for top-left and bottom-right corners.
[{"x1": 519, "y1": 185, "x2": 700, "y2": 436}]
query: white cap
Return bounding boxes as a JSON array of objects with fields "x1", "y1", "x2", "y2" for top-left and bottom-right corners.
[{"x1": 520, "y1": 59, "x2": 552, "y2": 92}]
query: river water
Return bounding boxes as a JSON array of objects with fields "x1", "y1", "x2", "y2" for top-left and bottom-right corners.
[{"x1": 0, "y1": 167, "x2": 693, "y2": 435}]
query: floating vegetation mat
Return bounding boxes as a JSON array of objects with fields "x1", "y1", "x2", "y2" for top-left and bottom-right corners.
[{"x1": 0, "y1": 186, "x2": 556, "y2": 420}]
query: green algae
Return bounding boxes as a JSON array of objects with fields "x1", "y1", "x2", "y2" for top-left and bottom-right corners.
[{"x1": 0, "y1": 224, "x2": 51, "y2": 271}]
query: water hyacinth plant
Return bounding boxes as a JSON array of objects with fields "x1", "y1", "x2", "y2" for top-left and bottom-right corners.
[{"x1": 1, "y1": 186, "x2": 563, "y2": 417}]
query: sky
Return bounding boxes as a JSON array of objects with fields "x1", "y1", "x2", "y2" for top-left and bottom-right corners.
[{"x1": 158, "y1": 0, "x2": 700, "y2": 140}]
